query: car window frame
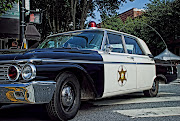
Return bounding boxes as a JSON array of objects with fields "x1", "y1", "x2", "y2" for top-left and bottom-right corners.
[
  {"x1": 107, "y1": 32, "x2": 126, "y2": 53},
  {"x1": 123, "y1": 35, "x2": 145, "y2": 55},
  {"x1": 101, "y1": 30, "x2": 126, "y2": 54}
]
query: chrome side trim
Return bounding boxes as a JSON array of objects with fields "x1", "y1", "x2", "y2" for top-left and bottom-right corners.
[
  {"x1": 42, "y1": 58, "x2": 155, "y2": 65},
  {"x1": 0, "y1": 59, "x2": 42, "y2": 64}
]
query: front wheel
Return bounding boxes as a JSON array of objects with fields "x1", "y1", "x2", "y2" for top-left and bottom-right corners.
[
  {"x1": 46, "y1": 71, "x2": 81, "y2": 121},
  {"x1": 143, "y1": 79, "x2": 159, "y2": 97}
]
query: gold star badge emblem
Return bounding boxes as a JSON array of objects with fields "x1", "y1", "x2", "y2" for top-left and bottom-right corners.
[{"x1": 118, "y1": 68, "x2": 127, "y2": 84}]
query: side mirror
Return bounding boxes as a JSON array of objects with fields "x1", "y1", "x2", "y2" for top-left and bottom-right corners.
[{"x1": 105, "y1": 44, "x2": 113, "y2": 53}]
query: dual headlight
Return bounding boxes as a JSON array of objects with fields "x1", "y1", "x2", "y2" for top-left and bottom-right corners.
[{"x1": 7, "y1": 64, "x2": 36, "y2": 82}]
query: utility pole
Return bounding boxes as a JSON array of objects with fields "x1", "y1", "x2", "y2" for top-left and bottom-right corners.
[{"x1": 19, "y1": 0, "x2": 26, "y2": 48}]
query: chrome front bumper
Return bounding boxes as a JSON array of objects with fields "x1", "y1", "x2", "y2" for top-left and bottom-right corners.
[{"x1": 0, "y1": 81, "x2": 56, "y2": 104}]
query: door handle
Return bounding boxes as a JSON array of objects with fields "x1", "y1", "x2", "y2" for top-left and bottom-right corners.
[{"x1": 127, "y1": 56, "x2": 134, "y2": 60}]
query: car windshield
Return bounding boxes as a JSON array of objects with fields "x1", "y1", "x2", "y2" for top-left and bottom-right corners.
[{"x1": 38, "y1": 31, "x2": 104, "y2": 50}]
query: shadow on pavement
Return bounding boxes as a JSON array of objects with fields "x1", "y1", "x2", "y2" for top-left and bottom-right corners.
[{"x1": 0, "y1": 104, "x2": 51, "y2": 121}]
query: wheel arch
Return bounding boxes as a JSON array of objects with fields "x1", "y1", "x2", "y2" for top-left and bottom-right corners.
[
  {"x1": 156, "y1": 74, "x2": 167, "y2": 84},
  {"x1": 55, "y1": 65, "x2": 98, "y2": 100}
]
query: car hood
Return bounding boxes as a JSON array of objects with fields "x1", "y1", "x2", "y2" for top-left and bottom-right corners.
[{"x1": 0, "y1": 48, "x2": 103, "y2": 62}]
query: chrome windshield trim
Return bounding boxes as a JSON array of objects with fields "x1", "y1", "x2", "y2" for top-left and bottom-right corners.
[{"x1": 101, "y1": 30, "x2": 107, "y2": 51}]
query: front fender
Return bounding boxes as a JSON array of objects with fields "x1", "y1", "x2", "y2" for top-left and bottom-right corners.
[
  {"x1": 35, "y1": 63, "x2": 100, "y2": 98},
  {"x1": 35, "y1": 64, "x2": 88, "y2": 80}
]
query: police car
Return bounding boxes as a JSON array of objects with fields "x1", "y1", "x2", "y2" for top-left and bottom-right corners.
[{"x1": 0, "y1": 22, "x2": 158, "y2": 121}]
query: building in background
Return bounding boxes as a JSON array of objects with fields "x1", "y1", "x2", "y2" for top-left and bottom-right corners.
[
  {"x1": 118, "y1": 8, "x2": 145, "y2": 22},
  {"x1": 97, "y1": 8, "x2": 144, "y2": 28},
  {"x1": 0, "y1": 0, "x2": 41, "y2": 49}
]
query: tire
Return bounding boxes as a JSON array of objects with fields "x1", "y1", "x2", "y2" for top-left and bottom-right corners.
[
  {"x1": 46, "y1": 71, "x2": 81, "y2": 121},
  {"x1": 143, "y1": 79, "x2": 159, "y2": 97}
]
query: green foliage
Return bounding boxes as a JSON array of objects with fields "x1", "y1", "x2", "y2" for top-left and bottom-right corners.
[
  {"x1": 30, "y1": 0, "x2": 134, "y2": 39},
  {"x1": 102, "y1": 15, "x2": 124, "y2": 31},
  {"x1": 0, "y1": 0, "x2": 18, "y2": 16},
  {"x1": 98, "y1": 0, "x2": 134, "y2": 20},
  {"x1": 143, "y1": 0, "x2": 180, "y2": 51},
  {"x1": 102, "y1": 0, "x2": 180, "y2": 55},
  {"x1": 101, "y1": 14, "x2": 148, "y2": 40}
]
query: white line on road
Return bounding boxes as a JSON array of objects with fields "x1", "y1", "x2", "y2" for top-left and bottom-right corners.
[
  {"x1": 93, "y1": 96, "x2": 180, "y2": 106},
  {"x1": 114, "y1": 107, "x2": 180, "y2": 118}
]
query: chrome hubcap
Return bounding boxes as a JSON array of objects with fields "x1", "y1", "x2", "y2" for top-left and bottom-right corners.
[
  {"x1": 152, "y1": 81, "x2": 156, "y2": 91},
  {"x1": 61, "y1": 85, "x2": 74, "y2": 107}
]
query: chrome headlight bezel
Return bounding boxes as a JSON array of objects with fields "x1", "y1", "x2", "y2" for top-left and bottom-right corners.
[
  {"x1": 7, "y1": 65, "x2": 20, "y2": 81},
  {"x1": 21, "y1": 64, "x2": 36, "y2": 81}
]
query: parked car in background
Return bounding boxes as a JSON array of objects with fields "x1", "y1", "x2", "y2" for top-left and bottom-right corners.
[
  {"x1": 155, "y1": 60, "x2": 177, "y2": 84},
  {"x1": 0, "y1": 22, "x2": 159, "y2": 121}
]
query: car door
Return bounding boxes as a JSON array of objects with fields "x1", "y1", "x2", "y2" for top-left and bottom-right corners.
[
  {"x1": 100, "y1": 32, "x2": 137, "y2": 98},
  {"x1": 123, "y1": 35, "x2": 155, "y2": 89}
]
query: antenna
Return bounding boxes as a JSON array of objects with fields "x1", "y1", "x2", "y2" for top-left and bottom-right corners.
[
  {"x1": 119, "y1": 21, "x2": 168, "y2": 49},
  {"x1": 119, "y1": 21, "x2": 175, "y2": 71}
]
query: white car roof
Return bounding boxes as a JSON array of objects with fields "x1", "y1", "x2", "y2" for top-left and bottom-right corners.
[{"x1": 48, "y1": 28, "x2": 152, "y2": 55}]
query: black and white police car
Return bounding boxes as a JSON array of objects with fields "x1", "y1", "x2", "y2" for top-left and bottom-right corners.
[{"x1": 0, "y1": 22, "x2": 158, "y2": 121}]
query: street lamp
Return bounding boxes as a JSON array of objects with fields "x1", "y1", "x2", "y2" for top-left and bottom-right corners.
[{"x1": 19, "y1": 0, "x2": 26, "y2": 49}]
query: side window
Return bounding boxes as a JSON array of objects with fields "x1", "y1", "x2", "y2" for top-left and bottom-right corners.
[
  {"x1": 106, "y1": 33, "x2": 125, "y2": 53},
  {"x1": 124, "y1": 36, "x2": 143, "y2": 55}
]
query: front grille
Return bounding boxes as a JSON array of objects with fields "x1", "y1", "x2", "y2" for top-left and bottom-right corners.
[{"x1": 0, "y1": 64, "x2": 11, "y2": 81}]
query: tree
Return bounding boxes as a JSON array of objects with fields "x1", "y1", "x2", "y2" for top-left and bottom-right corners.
[
  {"x1": 102, "y1": 14, "x2": 124, "y2": 31},
  {"x1": 30, "y1": 0, "x2": 134, "y2": 39},
  {"x1": 142, "y1": 0, "x2": 180, "y2": 54},
  {"x1": 0, "y1": 0, "x2": 18, "y2": 16},
  {"x1": 101, "y1": 0, "x2": 180, "y2": 55}
]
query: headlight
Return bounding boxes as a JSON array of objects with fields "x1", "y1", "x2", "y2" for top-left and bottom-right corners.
[
  {"x1": 7, "y1": 65, "x2": 20, "y2": 81},
  {"x1": 21, "y1": 64, "x2": 36, "y2": 81}
]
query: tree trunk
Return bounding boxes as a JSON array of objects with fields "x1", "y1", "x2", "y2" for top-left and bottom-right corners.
[
  {"x1": 57, "y1": 12, "x2": 60, "y2": 32},
  {"x1": 46, "y1": 11, "x2": 52, "y2": 32},
  {"x1": 52, "y1": 2, "x2": 56, "y2": 33},
  {"x1": 45, "y1": 0, "x2": 53, "y2": 32},
  {"x1": 71, "y1": 0, "x2": 77, "y2": 30},
  {"x1": 80, "y1": 0, "x2": 91, "y2": 29}
]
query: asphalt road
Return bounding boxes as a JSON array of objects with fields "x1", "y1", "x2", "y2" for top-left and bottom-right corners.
[{"x1": 0, "y1": 79, "x2": 180, "y2": 121}]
